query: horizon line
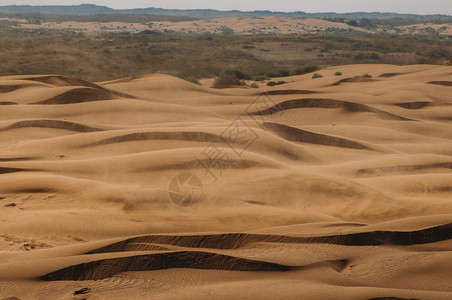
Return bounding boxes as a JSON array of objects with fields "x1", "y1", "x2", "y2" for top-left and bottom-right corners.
[{"x1": 1, "y1": 3, "x2": 451, "y2": 17}]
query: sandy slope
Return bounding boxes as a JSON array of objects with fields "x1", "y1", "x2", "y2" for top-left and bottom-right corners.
[{"x1": 0, "y1": 64, "x2": 451, "y2": 299}]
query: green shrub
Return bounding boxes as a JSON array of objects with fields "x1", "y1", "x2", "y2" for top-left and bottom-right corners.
[
  {"x1": 178, "y1": 75, "x2": 201, "y2": 85},
  {"x1": 267, "y1": 80, "x2": 286, "y2": 86},
  {"x1": 267, "y1": 69, "x2": 291, "y2": 78},
  {"x1": 253, "y1": 74, "x2": 270, "y2": 81},
  {"x1": 305, "y1": 66, "x2": 320, "y2": 73},
  {"x1": 370, "y1": 53, "x2": 380, "y2": 60},
  {"x1": 416, "y1": 58, "x2": 436, "y2": 64},
  {"x1": 278, "y1": 69, "x2": 290, "y2": 77},
  {"x1": 290, "y1": 67, "x2": 305, "y2": 75},
  {"x1": 267, "y1": 71, "x2": 282, "y2": 78},
  {"x1": 213, "y1": 73, "x2": 245, "y2": 88},
  {"x1": 223, "y1": 69, "x2": 252, "y2": 80},
  {"x1": 354, "y1": 53, "x2": 366, "y2": 60},
  {"x1": 217, "y1": 26, "x2": 234, "y2": 35},
  {"x1": 291, "y1": 66, "x2": 320, "y2": 76},
  {"x1": 249, "y1": 83, "x2": 259, "y2": 88},
  {"x1": 353, "y1": 73, "x2": 372, "y2": 79},
  {"x1": 334, "y1": 71, "x2": 342, "y2": 76},
  {"x1": 312, "y1": 73, "x2": 323, "y2": 79}
]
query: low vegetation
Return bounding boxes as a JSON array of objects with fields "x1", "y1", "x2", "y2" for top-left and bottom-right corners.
[
  {"x1": 0, "y1": 28, "x2": 450, "y2": 81},
  {"x1": 213, "y1": 71, "x2": 246, "y2": 88},
  {"x1": 267, "y1": 81, "x2": 286, "y2": 86},
  {"x1": 356, "y1": 73, "x2": 372, "y2": 78},
  {"x1": 312, "y1": 73, "x2": 323, "y2": 79}
]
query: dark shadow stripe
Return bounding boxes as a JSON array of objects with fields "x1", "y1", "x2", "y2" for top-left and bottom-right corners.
[
  {"x1": 2, "y1": 120, "x2": 102, "y2": 133},
  {"x1": 331, "y1": 77, "x2": 374, "y2": 86},
  {"x1": 82, "y1": 131, "x2": 220, "y2": 147},
  {"x1": 263, "y1": 122, "x2": 369, "y2": 150},
  {"x1": 395, "y1": 102, "x2": 431, "y2": 109},
  {"x1": 251, "y1": 98, "x2": 413, "y2": 121},
  {"x1": 30, "y1": 88, "x2": 118, "y2": 105},
  {"x1": 357, "y1": 162, "x2": 452, "y2": 175},
  {"x1": 379, "y1": 73, "x2": 403, "y2": 78},
  {"x1": 41, "y1": 251, "x2": 293, "y2": 281},
  {"x1": 0, "y1": 157, "x2": 36, "y2": 162},
  {"x1": 428, "y1": 81, "x2": 452, "y2": 87},
  {"x1": 0, "y1": 167, "x2": 27, "y2": 174},
  {"x1": 87, "y1": 223, "x2": 452, "y2": 254}
]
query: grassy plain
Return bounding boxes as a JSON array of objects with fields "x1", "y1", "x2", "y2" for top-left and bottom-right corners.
[{"x1": 1, "y1": 28, "x2": 451, "y2": 82}]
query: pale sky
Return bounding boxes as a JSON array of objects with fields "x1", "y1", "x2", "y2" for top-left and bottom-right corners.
[{"x1": 1, "y1": 0, "x2": 451, "y2": 15}]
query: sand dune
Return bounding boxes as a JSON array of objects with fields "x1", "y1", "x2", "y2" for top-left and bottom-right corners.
[{"x1": 0, "y1": 64, "x2": 452, "y2": 299}]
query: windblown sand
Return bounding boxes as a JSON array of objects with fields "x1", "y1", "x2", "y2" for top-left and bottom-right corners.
[{"x1": 0, "y1": 64, "x2": 451, "y2": 299}]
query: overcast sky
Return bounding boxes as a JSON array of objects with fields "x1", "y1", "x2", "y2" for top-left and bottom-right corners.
[{"x1": 1, "y1": 1, "x2": 451, "y2": 15}]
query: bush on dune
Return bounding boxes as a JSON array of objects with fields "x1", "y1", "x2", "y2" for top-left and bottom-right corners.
[
  {"x1": 224, "y1": 69, "x2": 252, "y2": 80},
  {"x1": 266, "y1": 67, "x2": 316, "y2": 79},
  {"x1": 267, "y1": 80, "x2": 286, "y2": 86},
  {"x1": 213, "y1": 71, "x2": 246, "y2": 88},
  {"x1": 312, "y1": 73, "x2": 323, "y2": 79},
  {"x1": 253, "y1": 74, "x2": 270, "y2": 81},
  {"x1": 291, "y1": 66, "x2": 320, "y2": 76},
  {"x1": 178, "y1": 75, "x2": 201, "y2": 85}
]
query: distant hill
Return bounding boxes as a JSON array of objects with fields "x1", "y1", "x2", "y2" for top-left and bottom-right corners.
[
  {"x1": 0, "y1": 4, "x2": 115, "y2": 15},
  {"x1": 0, "y1": 12, "x2": 197, "y2": 23},
  {"x1": 0, "y1": 4, "x2": 451, "y2": 22},
  {"x1": 120, "y1": 8, "x2": 452, "y2": 22}
]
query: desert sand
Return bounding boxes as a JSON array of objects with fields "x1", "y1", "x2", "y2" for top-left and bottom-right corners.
[
  {"x1": 16, "y1": 16, "x2": 368, "y2": 34},
  {"x1": 0, "y1": 64, "x2": 452, "y2": 299}
]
